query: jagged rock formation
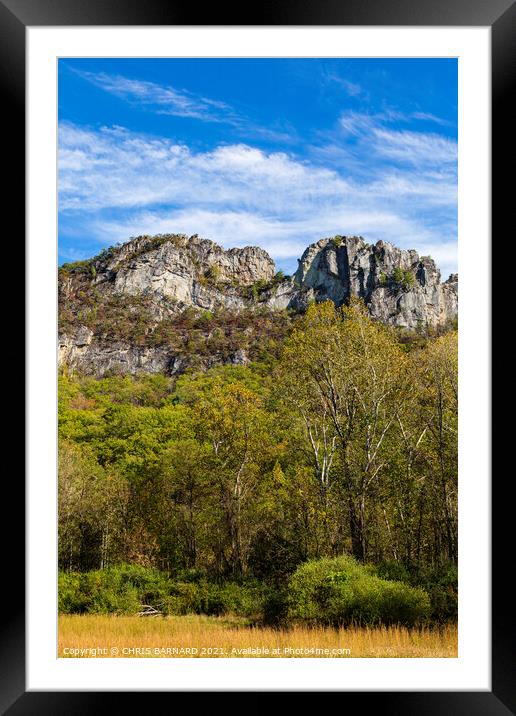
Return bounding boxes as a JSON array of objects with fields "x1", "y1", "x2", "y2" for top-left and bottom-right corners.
[
  {"x1": 272, "y1": 236, "x2": 458, "y2": 330},
  {"x1": 59, "y1": 327, "x2": 176, "y2": 375},
  {"x1": 58, "y1": 233, "x2": 457, "y2": 376},
  {"x1": 97, "y1": 233, "x2": 274, "y2": 312}
]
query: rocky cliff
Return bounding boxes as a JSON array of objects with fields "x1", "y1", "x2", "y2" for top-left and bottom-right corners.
[
  {"x1": 279, "y1": 236, "x2": 458, "y2": 330},
  {"x1": 94, "y1": 233, "x2": 274, "y2": 311},
  {"x1": 59, "y1": 233, "x2": 457, "y2": 376}
]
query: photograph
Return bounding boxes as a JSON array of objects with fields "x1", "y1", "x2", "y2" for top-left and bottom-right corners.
[{"x1": 56, "y1": 56, "x2": 459, "y2": 660}]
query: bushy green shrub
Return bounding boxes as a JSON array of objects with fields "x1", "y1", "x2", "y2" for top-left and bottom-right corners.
[
  {"x1": 402, "y1": 270, "x2": 415, "y2": 288},
  {"x1": 413, "y1": 565, "x2": 458, "y2": 623},
  {"x1": 376, "y1": 560, "x2": 411, "y2": 583},
  {"x1": 376, "y1": 562, "x2": 457, "y2": 623},
  {"x1": 58, "y1": 564, "x2": 171, "y2": 615},
  {"x1": 392, "y1": 267, "x2": 405, "y2": 284},
  {"x1": 287, "y1": 556, "x2": 430, "y2": 627},
  {"x1": 59, "y1": 259, "x2": 95, "y2": 276},
  {"x1": 260, "y1": 589, "x2": 290, "y2": 627},
  {"x1": 163, "y1": 580, "x2": 264, "y2": 617},
  {"x1": 59, "y1": 565, "x2": 266, "y2": 618},
  {"x1": 389, "y1": 268, "x2": 416, "y2": 291},
  {"x1": 426, "y1": 577, "x2": 457, "y2": 623},
  {"x1": 244, "y1": 278, "x2": 272, "y2": 302},
  {"x1": 58, "y1": 572, "x2": 85, "y2": 613},
  {"x1": 213, "y1": 582, "x2": 262, "y2": 617}
]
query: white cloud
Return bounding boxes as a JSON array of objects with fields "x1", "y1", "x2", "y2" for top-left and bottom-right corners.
[
  {"x1": 70, "y1": 70, "x2": 305, "y2": 149},
  {"x1": 410, "y1": 111, "x2": 452, "y2": 126},
  {"x1": 338, "y1": 108, "x2": 455, "y2": 143},
  {"x1": 372, "y1": 128, "x2": 457, "y2": 166},
  {"x1": 59, "y1": 122, "x2": 458, "y2": 277},
  {"x1": 326, "y1": 73, "x2": 363, "y2": 97},
  {"x1": 339, "y1": 111, "x2": 377, "y2": 136},
  {"x1": 73, "y1": 70, "x2": 238, "y2": 123},
  {"x1": 59, "y1": 123, "x2": 350, "y2": 213}
]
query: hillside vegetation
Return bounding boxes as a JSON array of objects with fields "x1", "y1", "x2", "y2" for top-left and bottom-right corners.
[{"x1": 59, "y1": 299, "x2": 457, "y2": 628}]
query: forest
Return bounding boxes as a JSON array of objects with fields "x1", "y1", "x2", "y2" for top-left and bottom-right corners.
[{"x1": 58, "y1": 299, "x2": 458, "y2": 628}]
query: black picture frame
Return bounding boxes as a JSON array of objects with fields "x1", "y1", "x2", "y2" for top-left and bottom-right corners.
[{"x1": 3, "y1": 0, "x2": 511, "y2": 710}]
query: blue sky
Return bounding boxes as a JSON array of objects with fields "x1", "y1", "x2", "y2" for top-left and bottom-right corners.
[{"x1": 58, "y1": 58, "x2": 457, "y2": 277}]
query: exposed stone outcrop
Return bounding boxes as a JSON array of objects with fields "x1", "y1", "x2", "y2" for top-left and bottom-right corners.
[
  {"x1": 262, "y1": 236, "x2": 458, "y2": 330},
  {"x1": 58, "y1": 233, "x2": 458, "y2": 376},
  {"x1": 100, "y1": 234, "x2": 274, "y2": 312},
  {"x1": 59, "y1": 330, "x2": 176, "y2": 376},
  {"x1": 58, "y1": 330, "x2": 253, "y2": 377}
]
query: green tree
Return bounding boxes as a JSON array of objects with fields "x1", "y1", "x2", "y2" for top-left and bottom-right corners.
[
  {"x1": 157, "y1": 438, "x2": 213, "y2": 569},
  {"x1": 418, "y1": 331, "x2": 458, "y2": 563},
  {"x1": 58, "y1": 441, "x2": 128, "y2": 571},
  {"x1": 280, "y1": 299, "x2": 407, "y2": 562},
  {"x1": 192, "y1": 381, "x2": 272, "y2": 577}
]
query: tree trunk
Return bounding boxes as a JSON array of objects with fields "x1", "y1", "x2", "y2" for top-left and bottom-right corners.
[{"x1": 348, "y1": 496, "x2": 365, "y2": 562}]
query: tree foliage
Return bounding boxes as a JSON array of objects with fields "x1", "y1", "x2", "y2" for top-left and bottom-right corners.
[{"x1": 58, "y1": 300, "x2": 458, "y2": 621}]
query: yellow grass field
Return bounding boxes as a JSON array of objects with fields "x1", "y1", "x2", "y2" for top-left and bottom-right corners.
[{"x1": 59, "y1": 615, "x2": 457, "y2": 658}]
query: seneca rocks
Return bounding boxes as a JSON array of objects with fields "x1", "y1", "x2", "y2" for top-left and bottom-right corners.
[
  {"x1": 283, "y1": 236, "x2": 458, "y2": 330},
  {"x1": 59, "y1": 233, "x2": 458, "y2": 376},
  {"x1": 104, "y1": 233, "x2": 275, "y2": 312}
]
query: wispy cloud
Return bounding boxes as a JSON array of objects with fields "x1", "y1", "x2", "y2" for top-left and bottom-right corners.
[
  {"x1": 372, "y1": 127, "x2": 457, "y2": 166},
  {"x1": 59, "y1": 124, "x2": 349, "y2": 213},
  {"x1": 338, "y1": 111, "x2": 376, "y2": 137},
  {"x1": 338, "y1": 108, "x2": 453, "y2": 137},
  {"x1": 59, "y1": 121, "x2": 457, "y2": 277},
  {"x1": 71, "y1": 69, "x2": 300, "y2": 146},
  {"x1": 74, "y1": 69, "x2": 240, "y2": 124},
  {"x1": 325, "y1": 73, "x2": 363, "y2": 97},
  {"x1": 411, "y1": 111, "x2": 452, "y2": 126}
]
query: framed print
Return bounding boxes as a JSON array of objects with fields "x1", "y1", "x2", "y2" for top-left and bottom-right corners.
[{"x1": 4, "y1": 0, "x2": 512, "y2": 709}]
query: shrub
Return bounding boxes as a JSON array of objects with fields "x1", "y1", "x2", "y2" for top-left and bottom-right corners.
[
  {"x1": 426, "y1": 579, "x2": 457, "y2": 623},
  {"x1": 390, "y1": 268, "x2": 415, "y2": 291},
  {"x1": 392, "y1": 267, "x2": 405, "y2": 284},
  {"x1": 375, "y1": 562, "x2": 457, "y2": 623},
  {"x1": 161, "y1": 582, "x2": 201, "y2": 615},
  {"x1": 245, "y1": 278, "x2": 271, "y2": 302},
  {"x1": 59, "y1": 565, "x2": 266, "y2": 618},
  {"x1": 412, "y1": 565, "x2": 458, "y2": 623},
  {"x1": 376, "y1": 560, "x2": 411, "y2": 583},
  {"x1": 163, "y1": 580, "x2": 264, "y2": 617},
  {"x1": 58, "y1": 564, "x2": 172, "y2": 615},
  {"x1": 287, "y1": 556, "x2": 430, "y2": 627},
  {"x1": 261, "y1": 589, "x2": 290, "y2": 626},
  {"x1": 211, "y1": 582, "x2": 263, "y2": 618},
  {"x1": 58, "y1": 572, "x2": 85, "y2": 613},
  {"x1": 59, "y1": 259, "x2": 95, "y2": 276},
  {"x1": 203, "y1": 266, "x2": 221, "y2": 284},
  {"x1": 402, "y1": 270, "x2": 415, "y2": 289}
]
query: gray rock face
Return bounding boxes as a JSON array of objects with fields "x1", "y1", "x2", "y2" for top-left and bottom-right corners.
[
  {"x1": 58, "y1": 330, "x2": 251, "y2": 377},
  {"x1": 58, "y1": 233, "x2": 458, "y2": 376},
  {"x1": 267, "y1": 236, "x2": 458, "y2": 330},
  {"x1": 102, "y1": 234, "x2": 274, "y2": 312},
  {"x1": 59, "y1": 333, "x2": 176, "y2": 375}
]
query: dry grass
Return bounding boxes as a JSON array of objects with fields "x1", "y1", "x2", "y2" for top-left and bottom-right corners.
[{"x1": 59, "y1": 615, "x2": 457, "y2": 658}]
